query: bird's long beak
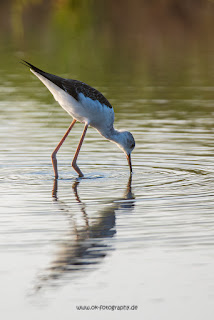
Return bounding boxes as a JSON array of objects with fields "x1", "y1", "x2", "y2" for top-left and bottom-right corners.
[{"x1": 126, "y1": 154, "x2": 132, "y2": 173}]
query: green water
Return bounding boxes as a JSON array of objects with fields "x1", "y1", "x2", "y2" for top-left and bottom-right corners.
[{"x1": 1, "y1": 2, "x2": 214, "y2": 320}]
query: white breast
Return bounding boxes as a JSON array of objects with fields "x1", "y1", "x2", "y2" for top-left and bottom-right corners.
[{"x1": 78, "y1": 93, "x2": 114, "y2": 130}]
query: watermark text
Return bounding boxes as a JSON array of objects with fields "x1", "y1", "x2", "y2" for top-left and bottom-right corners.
[{"x1": 76, "y1": 304, "x2": 138, "y2": 311}]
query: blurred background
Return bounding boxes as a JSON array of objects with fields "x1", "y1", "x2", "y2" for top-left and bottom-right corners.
[
  {"x1": 1, "y1": 0, "x2": 214, "y2": 86},
  {"x1": 1, "y1": 2, "x2": 214, "y2": 319}
]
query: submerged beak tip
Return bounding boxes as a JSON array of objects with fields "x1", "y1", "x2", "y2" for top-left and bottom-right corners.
[{"x1": 126, "y1": 153, "x2": 132, "y2": 173}]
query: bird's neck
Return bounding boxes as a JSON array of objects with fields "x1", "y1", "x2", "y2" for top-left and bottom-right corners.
[
  {"x1": 96, "y1": 124, "x2": 124, "y2": 146},
  {"x1": 109, "y1": 128, "x2": 122, "y2": 143},
  {"x1": 101, "y1": 127, "x2": 123, "y2": 146}
]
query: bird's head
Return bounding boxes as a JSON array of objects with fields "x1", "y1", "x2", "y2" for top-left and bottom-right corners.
[{"x1": 117, "y1": 131, "x2": 135, "y2": 173}]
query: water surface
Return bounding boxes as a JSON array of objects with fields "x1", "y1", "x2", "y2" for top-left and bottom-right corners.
[{"x1": 1, "y1": 2, "x2": 214, "y2": 319}]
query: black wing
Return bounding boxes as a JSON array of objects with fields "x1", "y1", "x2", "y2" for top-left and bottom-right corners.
[
  {"x1": 22, "y1": 60, "x2": 112, "y2": 108},
  {"x1": 62, "y1": 79, "x2": 112, "y2": 108}
]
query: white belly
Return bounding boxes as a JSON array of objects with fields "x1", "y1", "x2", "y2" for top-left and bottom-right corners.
[{"x1": 31, "y1": 70, "x2": 115, "y2": 132}]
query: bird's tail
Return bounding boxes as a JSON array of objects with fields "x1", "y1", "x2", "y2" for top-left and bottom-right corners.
[
  {"x1": 21, "y1": 60, "x2": 65, "y2": 90},
  {"x1": 20, "y1": 60, "x2": 47, "y2": 77}
]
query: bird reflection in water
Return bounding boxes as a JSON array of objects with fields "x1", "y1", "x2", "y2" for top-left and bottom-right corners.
[{"x1": 35, "y1": 176, "x2": 135, "y2": 291}]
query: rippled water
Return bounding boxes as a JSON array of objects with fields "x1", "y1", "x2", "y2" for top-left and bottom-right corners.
[{"x1": 1, "y1": 64, "x2": 214, "y2": 320}]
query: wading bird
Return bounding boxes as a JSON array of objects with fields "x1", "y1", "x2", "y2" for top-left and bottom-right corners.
[{"x1": 22, "y1": 61, "x2": 135, "y2": 178}]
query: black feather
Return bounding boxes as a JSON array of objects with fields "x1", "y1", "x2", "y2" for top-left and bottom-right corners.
[
  {"x1": 21, "y1": 60, "x2": 68, "y2": 93},
  {"x1": 20, "y1": 60, "x2": 44, "y2": 74},
  {"x1": 21, "y1": 60, "x2": 112, "y2": 108}
]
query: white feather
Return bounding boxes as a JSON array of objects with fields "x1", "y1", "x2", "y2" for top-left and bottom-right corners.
[{"x1": 31, "y1": 69, "x2": 114, "y2": 134}]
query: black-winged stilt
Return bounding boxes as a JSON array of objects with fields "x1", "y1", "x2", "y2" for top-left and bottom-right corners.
[{"x1": 22, "y1": 60, "x2": 135, "y2": 178}]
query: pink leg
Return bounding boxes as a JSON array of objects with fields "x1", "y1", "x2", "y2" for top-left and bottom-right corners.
[
  {"x1": 51, "y1": 119, "x2": 76, "y2": 179},
  {"x1": 72, "y1": 124, "x2": 88, "y2": 177}
]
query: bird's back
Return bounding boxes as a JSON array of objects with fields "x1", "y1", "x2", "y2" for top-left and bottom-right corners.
[{"x1": 23, "y1": 60, "x2": 114, "y2": 130}]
